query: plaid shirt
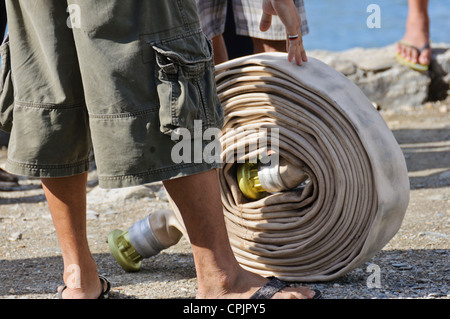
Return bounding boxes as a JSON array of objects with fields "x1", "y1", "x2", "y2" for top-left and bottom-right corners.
[{"x1": 196, "y1": 0, "x2": 309, "y2": 40}]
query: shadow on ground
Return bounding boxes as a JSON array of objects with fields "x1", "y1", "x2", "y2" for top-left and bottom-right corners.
[
  {"x1": 392, "y1": 127, "x2": 450, "y2": 189},
  {"x1": 0, "y1": 251, "x2": 197, "y2": 299},
  {"x1": 0, "y1": 248, "x2": 448, "y2": 299}
]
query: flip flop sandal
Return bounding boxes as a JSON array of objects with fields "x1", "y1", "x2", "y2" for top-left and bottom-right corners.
[
  {"x1": 56, "y1": 275, "x2": 111, "y2": 299},
  {"x1": 249, "y1": 276, "x2": 322, "y2": 299},
  {"x1": 395, "y1": 41, "x2": 431, "y2": 72}
]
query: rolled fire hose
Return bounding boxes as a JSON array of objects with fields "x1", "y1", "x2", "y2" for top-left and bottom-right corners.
[{"x1": 108, "y1": 53, "x2": 409, "y2": 282}]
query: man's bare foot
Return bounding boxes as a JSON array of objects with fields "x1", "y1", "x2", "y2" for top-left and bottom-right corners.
[
  {"x1": 57, "y1": 275, "x2": 110, "y2": 299},
  {"x1": 55, "y1": 257, "x2": 110, "y2": 299},
  {"x1": 396, "y1": 13, "x2": 431, "y2": 66},
  {"x1": 196, "y1": 267, "x2": 319, "y2": 299}
]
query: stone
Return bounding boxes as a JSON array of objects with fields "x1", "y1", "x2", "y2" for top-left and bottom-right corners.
[
  {"x1": 8, "y1": 232, "x2": 22, "y2": 241},
  {"x1": 156, "y1": 187, "x2": 169, "y2": 202},
  {"x1": 308, "y1": 43, "x2": 450, "y2": 110},
  {"x1": 86, "y1": 209, "x2": 100, "y2": 220},
  {"x1": 87, "y1": 184, "x2": 156, "y2": 205},
  {"x1": 438, "y1": 170, "x2": 450, "y2": 181}
]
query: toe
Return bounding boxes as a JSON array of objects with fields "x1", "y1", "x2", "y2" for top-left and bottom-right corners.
[{"x1": 418, "y1": 49, "x2": 431, "y2": 66}]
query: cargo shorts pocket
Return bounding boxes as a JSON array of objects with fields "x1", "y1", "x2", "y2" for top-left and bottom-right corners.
[
  {"x1": 0, "y1": 35, "x2": 14, "y2": 133},
  {"x1": 152, "y1": 33, "x2": 223, "y2": 136}
]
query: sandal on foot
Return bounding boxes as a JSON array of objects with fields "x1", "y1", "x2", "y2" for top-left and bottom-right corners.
[
  {"x1": 395, "y1": 41, "x2": 431, "y2": 72},
  {"x1": 57, "y1": 275, "x2": 111, "y2": 299},
  {"x1": 249, "y1": 276, "x2": 322, "y2": 299}
]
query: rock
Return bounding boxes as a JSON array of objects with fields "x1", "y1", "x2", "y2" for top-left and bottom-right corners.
[
  {"x1": 305, "y1": 51, "x2": 357, "y2": 75},
  {"x1": 308, "y1": 43, "x2": 450, "y2": 110},
  {"x1": 344, "y1": 46, "x2": 396, "y2": 71},
  {"x1": 86, "y1": 209, "x2": 100, "y2": 220},
  {"x1": 332, "y1": 283, "x2": 341, "y2": 288},
  {"x1": 417, "y1": 278, "x2": 431, "y2": 283},
  {"x1": 8, "y1": 232, "x2": 22, "y2": 241},
  {"x1": 421, "y1": 231, "x2": 450, "y2": 240},
  {"x1": 428, "y1": 194, "x2": 446, "y2": 201},
  {"x1": 439, "y1": 170, "x2": 450, "y2": 181},
  {"x1": 156, "y1": 187, "x2": 169, "y2": 202},
  {"x1": 87, "y1": 184, "x2": 157, "y2": 205},
  {"x1": 391, "y1": 262, "x2": 413, "y2": 270}
]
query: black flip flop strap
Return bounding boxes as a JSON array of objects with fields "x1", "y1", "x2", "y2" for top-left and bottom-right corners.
[
  {"x1": 250, "y1": 276, "x2": 288, "y2": 299},
  {"x1": 98, "y1": 275, "x2": 111, "y2": 299},
  {"x1": 417, "y1": 42, "x2": 430, "y2": 54},
  {"x1": 401, "y1": 41, "x2": 430, "y2": 54},
  {"x1": 57, "y1": 276, "x2": 111, "y2": 299}
]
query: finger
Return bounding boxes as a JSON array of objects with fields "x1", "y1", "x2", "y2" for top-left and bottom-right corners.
[
  {"x1": 301, "y1": 47, "x2": 308, "y2": 62},
  {"x1": 298, "y1": 37, "x2": 308, "y2": 62},
  {"x1": 296, "y1": 48, "x2": 303, "y2": 66},
  {"x1": 288, "y1": 43, "x2": 301, "y2": 65},
  {"x1": 287, "y1": 37, "x2": 306, "y2": 66},
  {"x1": 287, "y1": 42, "x2": 294, "y2": 63},
  {"x1": 295, "y1": 46, "x2": 303, "y2": 66},
  {"x1": 260, "y1": 12, "x2": 273, "y2": 32}
]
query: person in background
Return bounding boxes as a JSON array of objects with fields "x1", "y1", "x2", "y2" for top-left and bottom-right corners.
[
  {"x1": 395, "y1": 0, "x2": 431, "y2": 71},
  {"x1": 196, "y1": 0, "x2": 309, "y2": 64}
]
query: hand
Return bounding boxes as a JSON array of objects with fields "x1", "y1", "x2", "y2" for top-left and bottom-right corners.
[{"x1": 260, "y1": 0, "x2": 307, "y2": 66}]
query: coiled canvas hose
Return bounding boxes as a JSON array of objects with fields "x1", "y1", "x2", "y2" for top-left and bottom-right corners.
[{"x1": 214, "y1": 53, "x2": 410, "y2": 282}]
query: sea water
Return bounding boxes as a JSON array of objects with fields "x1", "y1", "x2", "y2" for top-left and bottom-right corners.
[
  {"x1": 303, "y1": 0, "x2": 449, "y2": 51},
  {"x1": 2, "y1": 0, "x2": 449, "y2": 52}
]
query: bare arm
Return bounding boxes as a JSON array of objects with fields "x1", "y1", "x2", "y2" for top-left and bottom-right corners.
[{"x1": 260, "y1": 0, "x2": 307, "y2": 65}]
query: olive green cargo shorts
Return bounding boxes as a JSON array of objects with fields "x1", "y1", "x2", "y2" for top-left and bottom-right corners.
[{"x1": 2, "y1": 0, "x2": 223, "y2": 188}]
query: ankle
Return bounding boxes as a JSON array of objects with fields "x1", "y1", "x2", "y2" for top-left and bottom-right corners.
[
  {"x1": 406, "y1": 13, "x2": 429, "y2": 31},
  {"x1": 196, "y1": 262, "x2": 244, "y2": 298},
  {"x1": 63, "y1": 256, "x2": 98, "y2": 288},
  {"x1": 60, "y1": 263, "x2": 102, "y2": 299}
]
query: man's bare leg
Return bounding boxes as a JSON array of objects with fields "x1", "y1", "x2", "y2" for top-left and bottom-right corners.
[
  {"x1": 396, "y1": 0, "x2": 431, "y2": 66},
  {"x1": 212, "y1": 36, "x2": 288, "y2": 65},
  {"x1": 252, "y1": 38, "x2": 287, "y2": 54},
  {"x1": 163, "y1": 169, "x2": 316, "y2": 299},
  {"x1": 42, "y1": 172, "x2": 103, "y2": 299},
  {"x1": 212, "y1": 34, "x2": 229, "y2": 65}
]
